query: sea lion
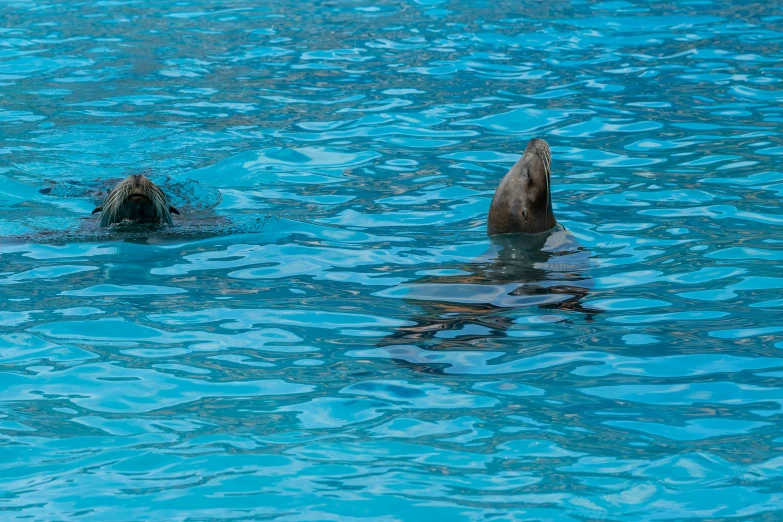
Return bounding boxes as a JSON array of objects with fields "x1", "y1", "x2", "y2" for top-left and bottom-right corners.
[
  {"x1": 377, "y1": 141, "x2": 595, "y2": 368},
  {"x1": 92, "y1": 174, "x2": 179, "y2": 227},
  {"x1": 488, "y1": 137, "x2": 556, "y2": 236}
]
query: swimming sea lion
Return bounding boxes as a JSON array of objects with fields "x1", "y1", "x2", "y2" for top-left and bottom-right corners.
[
  {"x1": 377, "y1": 140, "x2": 595, "y2": 370},
  {"x1": 92, "y1": 174, "x2": 179, "y2": 227},
  {"x1": 487, "y1": 137, "x2": 555, "y2": 236}
]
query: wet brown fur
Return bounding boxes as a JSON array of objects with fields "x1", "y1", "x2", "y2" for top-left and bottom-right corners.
[
  {"x1": 92, "y1": 175, "x2": 179, "y2": 227},
  {"x1": 487, "y1": 138, "x2": 556, "y2": 236}
]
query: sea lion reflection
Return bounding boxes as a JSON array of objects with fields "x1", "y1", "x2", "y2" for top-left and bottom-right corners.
[{"x1": 380, "y1": 226, "x2": 598, "y2": 348}]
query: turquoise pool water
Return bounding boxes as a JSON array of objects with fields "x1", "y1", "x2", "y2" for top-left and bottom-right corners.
[{"x1": 2, "y1": 0, "x2": 783, "y2": 519}]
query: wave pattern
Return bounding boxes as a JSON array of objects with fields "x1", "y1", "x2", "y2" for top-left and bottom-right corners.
[{"x1": 1, "y1": 0, "x2": 783, "y2": 520}]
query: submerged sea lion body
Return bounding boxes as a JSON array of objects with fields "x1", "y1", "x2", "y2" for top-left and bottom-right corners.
[
  {"x1": 378, "y1": 225, "x2": 598, "y2": 356},
  {"x1": 488, "y1": 138, "x2": 556, "y2": 236},
  {"x1": 92, "y1": 174, "x2": 179, "y2": 227}
]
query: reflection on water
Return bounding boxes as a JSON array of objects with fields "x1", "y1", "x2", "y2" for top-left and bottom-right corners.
[
  {"x1": 381, "y1": 226, "x2": 599, "y2": 360},
  {"x1": 2, "y1": 0, "x2": 783, "y2": 520}
]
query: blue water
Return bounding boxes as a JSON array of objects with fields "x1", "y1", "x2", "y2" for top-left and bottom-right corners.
[{"x1": 2, "y1": 0, "x2": 783, "y2": 519}]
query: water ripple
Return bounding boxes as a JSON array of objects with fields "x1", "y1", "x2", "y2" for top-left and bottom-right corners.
[{"x1": 2, "y1": 0, "x2": 783, "y2": 519}]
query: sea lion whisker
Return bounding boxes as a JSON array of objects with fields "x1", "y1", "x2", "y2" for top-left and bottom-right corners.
[
  {"x1": 544, "y1": 153, "x2": 552, "y2": 227},
  {"x1": 539, "y1": 144, "x2": 554, "y2": 229}
]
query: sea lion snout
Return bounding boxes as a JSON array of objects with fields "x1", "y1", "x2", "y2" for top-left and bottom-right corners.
[
  {"x1": 122, "y1": 194, "x2": 155, "y2": 220},
  {"x1": 527, "y1": 137, "x2": 549, "y2": 151},
  {"x1": 126, "y1": 193, "x2": 151, "y2": 207}
]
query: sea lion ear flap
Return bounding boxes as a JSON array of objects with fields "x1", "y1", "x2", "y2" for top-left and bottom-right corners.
[
  {"x1": 169, "y1": 206, "x2": 180, "y2": 215},
  {"x1": 92, "y1": 206, "x2": 103, "y2": 214}
]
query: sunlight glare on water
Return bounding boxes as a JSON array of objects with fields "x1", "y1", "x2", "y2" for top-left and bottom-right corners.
[{"x1": 1, "y1": 0, "x2": 783, "y2": 520}]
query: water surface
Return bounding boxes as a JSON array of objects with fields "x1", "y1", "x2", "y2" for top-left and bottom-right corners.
[{"x1": 2, "y1": 0, "x2": 783, "y2": 520}]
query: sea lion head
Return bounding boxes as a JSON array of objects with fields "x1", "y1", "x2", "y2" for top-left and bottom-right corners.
[
  {"x1": 487, "y1": 137, "x2": 556, "y2": 236},
  {"x1": 92, "y1": 174, "x2": 179, "y2": 227}
]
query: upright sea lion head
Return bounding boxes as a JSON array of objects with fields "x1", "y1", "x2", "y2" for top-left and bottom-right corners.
[
  {"x1": 92, "y1": 174, "x2": 179, "y2": 227},
  {"x1": 487, "y1": 137, "x2": 556, "y2": 236}
]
